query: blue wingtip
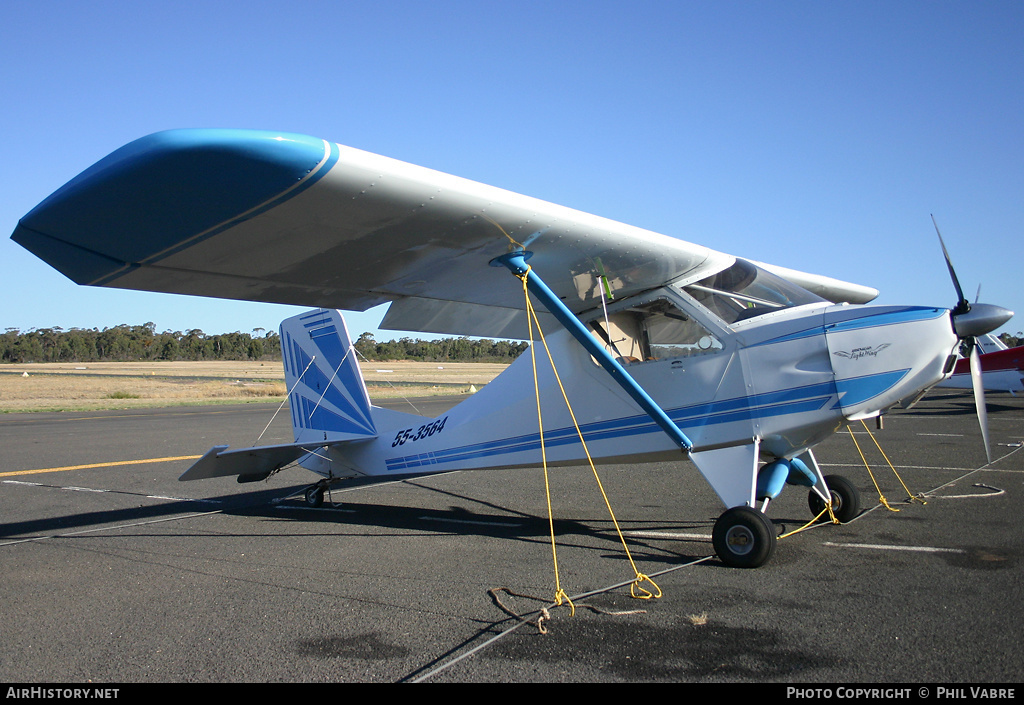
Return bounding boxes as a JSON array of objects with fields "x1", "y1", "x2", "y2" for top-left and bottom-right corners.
[{"x1": 12, "y1": 128, "x2": 332, "y2": 285}]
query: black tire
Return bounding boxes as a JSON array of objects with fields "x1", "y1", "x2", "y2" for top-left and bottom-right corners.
[
  {"x1": 305, "y1": 485, "x2": 325, "y2": 508},
  {"x1": 808, "y1": 474, "x2": 860, "y2": 523},
  {"x1": 712, "y1": 506, "x2": 776, "y2": 568}
]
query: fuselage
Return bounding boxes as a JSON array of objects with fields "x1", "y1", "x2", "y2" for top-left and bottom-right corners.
[{"x1": 330, "y1": 277, "x2": 960, "y2": 479}]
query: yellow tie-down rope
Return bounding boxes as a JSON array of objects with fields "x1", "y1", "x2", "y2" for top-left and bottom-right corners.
[
  {"x1": 848, "y1": 419, "x2": 925, "y2": 510},
  {"x1": 517, "y1": 268, "x2": 662, "y2": 608},
  {"x1": 778, "y1": 493, "x2": 837, "y2": 539},
  {"x1": 779, "y1": 418, "x2": 923, "y2": 539}
]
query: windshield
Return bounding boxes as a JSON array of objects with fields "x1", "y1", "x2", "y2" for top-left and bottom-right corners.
[{"x1": 683, "y1": 260, "x2": 825, "y2": 325}]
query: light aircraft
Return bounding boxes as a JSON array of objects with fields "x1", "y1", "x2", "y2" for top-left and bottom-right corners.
[{"x1": 11, "y1": 129, "x2": 1013, "y2": 568}]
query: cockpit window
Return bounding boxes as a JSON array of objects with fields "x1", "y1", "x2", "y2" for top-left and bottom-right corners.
[
  {"x1": 589, "y1": 296, "x2": 723, "y2": 364},
  {"x1": 640, "y1": 299, "x2": 723, "y2": 359},
  {"x1": 683, "y1": 260, "x2": 825, "y2": 325}
]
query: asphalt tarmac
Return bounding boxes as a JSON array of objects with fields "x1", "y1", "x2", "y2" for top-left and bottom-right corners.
[{"x1": 1, "y1": 389, "x2": 1022, "y2": 685}]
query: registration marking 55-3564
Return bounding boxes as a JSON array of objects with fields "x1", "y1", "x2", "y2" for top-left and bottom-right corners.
[{"x1": 391, "y1": 416, "x2": 448, "y2": 447}]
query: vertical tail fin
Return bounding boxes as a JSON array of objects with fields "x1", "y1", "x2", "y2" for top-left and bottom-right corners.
[{"x1": 280, "y1": 309, "x2": 377, "y2": 444}]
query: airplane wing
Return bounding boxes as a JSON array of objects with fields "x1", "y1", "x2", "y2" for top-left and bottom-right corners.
[{"x1": 12, "y1": 129, "x2": 877, "y2": 338}]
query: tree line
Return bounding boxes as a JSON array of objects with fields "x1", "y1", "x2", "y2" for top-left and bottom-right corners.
[
  {"x1": 0, "y1": 324, "x2": 528, "y2": 364},
  {"x1": 999, "y1": 332, "x2": 1023, "y2": 348},
  {"x1": 0, "y1": 323, "x2": 279, "y2": 363},
  {"x1": 353, "y1": 333, "x2": 528, "y2": 362},
  {"x1": 8, "y1": 323, "x2": 1015, "y2": 365}
]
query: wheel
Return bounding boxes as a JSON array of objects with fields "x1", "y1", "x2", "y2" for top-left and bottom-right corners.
[
  {"x1": 808, "y1": 474, "x2": 860, "y2": 523},
  {"x1": 712, "y1": 506, "x2": 777, "y2": 568},
  {"x1": 304, "y1": 485, "x2": 325, "y2": 508}
]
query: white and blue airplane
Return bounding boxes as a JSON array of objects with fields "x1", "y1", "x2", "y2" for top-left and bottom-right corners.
[{"x1": 11, "y1": 129, "x2": 1012, "y2": 568}]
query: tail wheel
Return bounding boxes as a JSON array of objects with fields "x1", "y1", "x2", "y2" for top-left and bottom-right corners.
[
  {"x1": 712, "y1": 506, "x2": 777, "y2": 568},
  {"x1": 808, "y1": 474, "x2": 861, "y2": 523},
  {"x1": 304, "y1": 485, "x2": 325, "y2": 508}
]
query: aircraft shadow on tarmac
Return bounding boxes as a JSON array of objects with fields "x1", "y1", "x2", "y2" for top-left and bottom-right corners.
[
  {"x1": 1, "y1": 481, "x2": 714, "y2": 566},
  {"x1": 0, "y1": 485, "x2": 288, "y2": 540}
]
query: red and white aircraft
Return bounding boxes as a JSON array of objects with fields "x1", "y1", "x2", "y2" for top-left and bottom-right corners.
[{"x1": 939, "y1": 334, "x2": 1024, "y2": 395}]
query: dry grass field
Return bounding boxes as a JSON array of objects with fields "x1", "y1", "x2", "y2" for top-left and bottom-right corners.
[{"x1": 0, "y1": 360, "x2": 507, "y2": 413}]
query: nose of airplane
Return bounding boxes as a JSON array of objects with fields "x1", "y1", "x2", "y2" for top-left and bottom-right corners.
[
  {"x1": 951, "y1": 303, "x2": 1014, "y2": 339},
  {"x1": 824, "y1": 305, "x2": 960, "y2": 421}
]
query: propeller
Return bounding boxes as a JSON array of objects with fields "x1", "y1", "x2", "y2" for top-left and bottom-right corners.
[
  {"x1": 933, "y1": 214, "x2": 971, "y2": 317},
  {"x1": 932, "y1": 215, "x2": 1013, "y2": 464},
  {"x1": 969, "y1": 340, "x2": 991, "y2": 464}
]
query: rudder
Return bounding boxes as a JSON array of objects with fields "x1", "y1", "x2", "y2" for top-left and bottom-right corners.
[{"x1": 280, "y1": 309, "x2": 377, "y2": 444}]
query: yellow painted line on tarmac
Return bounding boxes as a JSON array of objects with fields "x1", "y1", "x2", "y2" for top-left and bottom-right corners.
[{"x1": 0, "y1": 455, "x2": 202, "y2": 478}]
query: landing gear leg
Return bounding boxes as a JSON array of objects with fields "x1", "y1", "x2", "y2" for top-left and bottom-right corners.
[{"x1": 712, "y1": 506, "x2": 777, "y2": 568}]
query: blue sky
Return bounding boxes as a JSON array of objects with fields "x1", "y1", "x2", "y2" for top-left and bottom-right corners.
[{"x1": 3, "y1": 1, "x2": 1022, "y2": 340}]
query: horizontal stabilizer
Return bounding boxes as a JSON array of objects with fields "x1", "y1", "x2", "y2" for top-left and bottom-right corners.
[{"x1": 180, "y1": 441, "x2": 335, "y2": 482}]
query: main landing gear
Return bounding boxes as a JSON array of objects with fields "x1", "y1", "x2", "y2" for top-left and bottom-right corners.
[
  {"x1": 711, "y1": 473, "x2": 861, "y2": 568},
  {"x1": 712, "y1": 506, "x2": 776, "y2": 568}
]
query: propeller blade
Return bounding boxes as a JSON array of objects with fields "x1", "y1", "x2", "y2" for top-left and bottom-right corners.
[
  {"x1": 969, "y1": 341, "x2": 992, "y2": 465},
  {"x1": 932, "y1": 214, "x2": 968, "y2": 312}
]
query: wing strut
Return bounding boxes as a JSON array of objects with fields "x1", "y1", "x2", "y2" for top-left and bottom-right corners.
[{"x1": 491, "y1": 251, "x2": 693, "y2": 452}]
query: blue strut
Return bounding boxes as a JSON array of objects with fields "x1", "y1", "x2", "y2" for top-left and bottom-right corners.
[{"x1": 491, "y1": 251, "x2": 693, "y2": 453}]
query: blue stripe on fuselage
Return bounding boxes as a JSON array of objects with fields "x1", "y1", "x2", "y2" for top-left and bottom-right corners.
[
  {"x1": 833, "y1": 369, "x2": 909, "y2": 408},
  {"x1": 384, "y1": 380, "x2": 839, "y2": 471},
  {"x1": 825, "y1": 307, "x2": 946, "y2": 332},
  {"x1": 747, "y1": 307, "x2": 946, "y2": 348}
]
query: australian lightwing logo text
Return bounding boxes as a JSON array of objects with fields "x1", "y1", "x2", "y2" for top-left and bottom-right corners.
[{"x1": 833, "y1": 343, "x2": 891, "y2": 361}]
